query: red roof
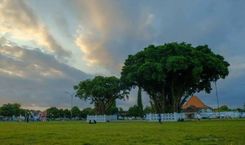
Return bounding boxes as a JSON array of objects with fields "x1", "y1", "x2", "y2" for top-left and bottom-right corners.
[{"x1": 182, "y1": 96, "x2": 209, "y2": 110}]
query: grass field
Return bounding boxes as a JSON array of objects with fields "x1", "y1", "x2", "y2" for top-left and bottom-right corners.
[{"x1": 0, "y1": 120, "x2": 244, "y2": 145}]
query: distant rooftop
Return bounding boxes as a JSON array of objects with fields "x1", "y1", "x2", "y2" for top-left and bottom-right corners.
[{"x1": 182, "y1": 96, "x2": 210, "y2": 110}]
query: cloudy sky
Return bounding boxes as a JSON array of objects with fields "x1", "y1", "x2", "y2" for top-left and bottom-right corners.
[{"x1": 0, "y1": 0, "x2": 244, "y2": 110}]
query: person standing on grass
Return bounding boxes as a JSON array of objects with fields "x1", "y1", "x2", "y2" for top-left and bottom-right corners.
[
  {"x1": 27, "y1": 115, "x2": 29, "y2": 123},
  {"x1": 158, "y1": 114, "x2": 162, "y2": 124},
  {"x1": 26, "y1": 114, "x2": 29, "y2": 123}
]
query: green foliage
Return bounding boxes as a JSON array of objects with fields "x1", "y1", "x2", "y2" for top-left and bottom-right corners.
[
  {"x1": 0, "y1": 103, "x2": 22, "y2": 117},
  {"x1": 80, "y1": 108, "x2": 95, "y2": 118},
  {"x1": 46, "y1": 107, "x2": 60, "y2": 119},
  {"x1": 71, "y1": 106, "x2": 81, "y2": 118},
  {"x1": 44, "y1": 106, "x2": 118, "y2": 119},
  {"x1": 143, "y1": 106, "x2": 154, "y2": 114},
  {"x1": 217, "y1": 105, "x2": 230, "y2": 112},
  {"x1": 63, "y1": 109, "x2": 71, "y2": 118},
  {"x1": 121, "y1": 42, "x2": 229, "y2": 113},
  {"x1": 74, "y1": 76, "x2": 129, "y2": 114},
  {"x1": 106, "y1": 102, "x2": 119, "y2": 115},
  {"x1": 58, "y1": 109, "x2": 65, "y2": 118},
  {"x1": 128, "y1": 105, "x2": 143, "y2": 118},
  {"x1": 19, "y1": 109, "x2": 28, "y2": 116},
  {"x1": 235, "y1": 108, "x2": 243, "y2": 112}
]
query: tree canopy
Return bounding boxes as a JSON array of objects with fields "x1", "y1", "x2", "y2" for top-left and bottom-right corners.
[
  {"x1": 71, "y1": 106, "x2": 81, "y2": 118},
  {"x1": 46, "y1": 107, "x2": 60, "y2": 119},
  {"x1": 74, "y1": 76, "x2": 129, "y2": 114},
  {"x1": 121, "y1": 42, "x2": 229, "y2": 113},
  {"x1": 217, "y1": 105, "x2": 230, "y2": 112},
  {"x1": 128, "y1": 105, "x2": 142, "y2": 118},
  {"x1": 0, "y1": 103, "x2": 24, "y2": 117},
  {"x1": 80, "y1": 107, "x2": 95, "y2": 118}
]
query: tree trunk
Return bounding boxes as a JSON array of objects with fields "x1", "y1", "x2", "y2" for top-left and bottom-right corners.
[
  {"x1": 105, "y1": 99, "x2": 116, "y2": 114},
  {"x1": 100, "y1": 102, "x2": 106, "y2": 115},
  {"x1": 95, "y1": 101, "x2": 106, "y2": 115},
  {"x1": 137, "y1": 86, "x2": 144, "y2": 117},
  {"x1": 149, "y1": 90, "x2": 166, "y2": 113}
]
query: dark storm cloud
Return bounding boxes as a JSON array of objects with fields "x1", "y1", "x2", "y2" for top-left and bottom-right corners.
[{"x1": 0, "y1": 40, "x2": 91, "y2": 109}]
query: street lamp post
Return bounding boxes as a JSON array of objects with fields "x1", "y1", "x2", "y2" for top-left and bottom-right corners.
[
  {"x1": 65, "y1": 91, "x2": 75, "y2": 119},
  {"x1": 215, "y1": 81, "x2": 220, "y2": 119}
]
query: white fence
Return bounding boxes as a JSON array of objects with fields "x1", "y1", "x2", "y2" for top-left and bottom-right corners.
[
  {"x1": 199, "y1": 111, "x2": 242, "y2": 119},
  {"x1": 145, "y1": 113, "x2": 185, "y2": 122},
  {"x1": 87, "y1": 115, "x2": 117, "y2": 122},
  {"x1": 87, "y1": 112, "x2": 244, "y2": 122},
  {"x1": 146, "y1": 112, "x2": 244, "y2": 121}
]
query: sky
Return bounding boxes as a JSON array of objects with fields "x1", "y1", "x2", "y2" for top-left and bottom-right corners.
[{"x1": 0, "y1": 0, "x2": 244, "y2": 110}]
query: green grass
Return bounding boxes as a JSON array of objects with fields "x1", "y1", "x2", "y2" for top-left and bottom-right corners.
[{"x1": 0, "y1": 120, "x2": 244, "y2": 145}]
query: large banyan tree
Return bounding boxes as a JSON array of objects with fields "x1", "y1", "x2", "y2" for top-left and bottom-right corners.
[
  {"x1": 121, "y1": 42, "x2": 229, "y2": 113},
  {"x1": 74, "y1": 76, "x2": 129, "y2": 115}
]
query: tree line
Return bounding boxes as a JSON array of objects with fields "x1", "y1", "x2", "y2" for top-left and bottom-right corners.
[
  {"x1": 74, "y1": 42, "x2": 230, "y2": 114},
  {"x1": 0, "y1": 103, "x2": 155, "y2": 120},
  {"x1": 0, "y1": 103, "x2": 26, "y2": 117},
  {"x1": 46, "y1": 106, "x2": 94, "y2": 120}
]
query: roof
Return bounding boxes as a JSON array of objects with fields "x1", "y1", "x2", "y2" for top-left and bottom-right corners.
[{"x1": 182, "y1": 96, "x2": 210, "y2": 110}]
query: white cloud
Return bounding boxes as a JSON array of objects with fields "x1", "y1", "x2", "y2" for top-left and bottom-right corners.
[{"x1": 0, "y1": 0, "x2": 70, "y2": 58}]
